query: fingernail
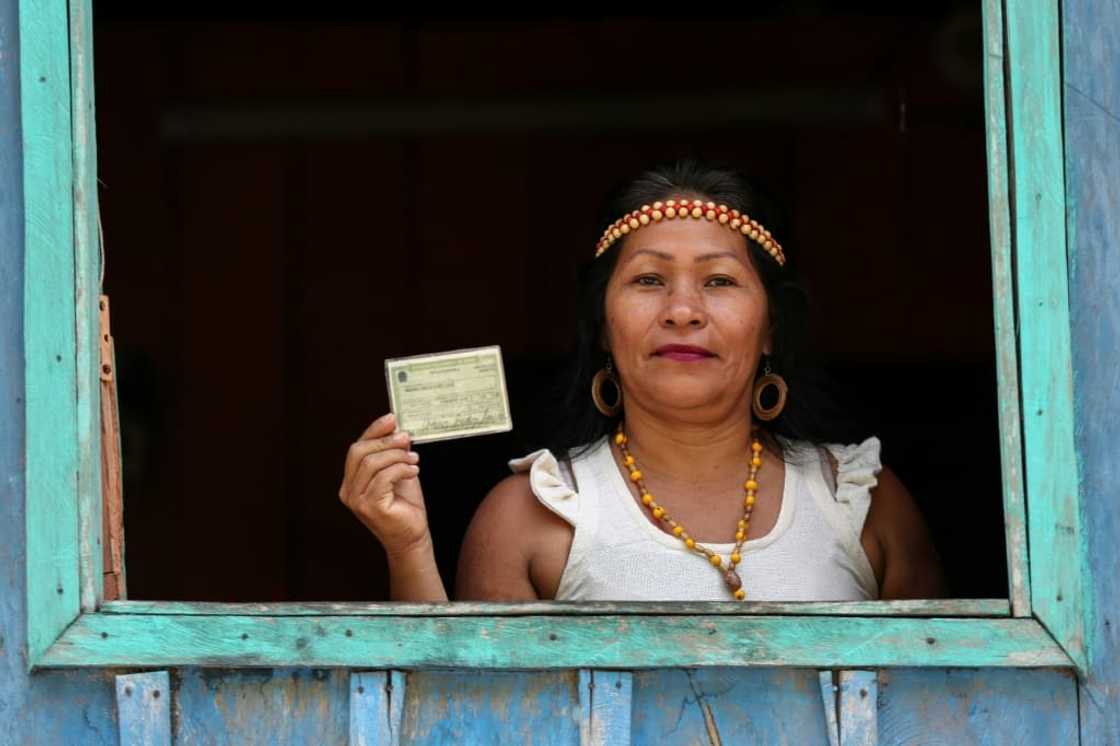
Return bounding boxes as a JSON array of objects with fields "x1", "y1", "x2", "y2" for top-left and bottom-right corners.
[
  {"x1": 379, "y1": 412, "x2": 395, "y2": 424},
  {"x1": 408, "y1": 451, "x2": 420, "y2": 460}
]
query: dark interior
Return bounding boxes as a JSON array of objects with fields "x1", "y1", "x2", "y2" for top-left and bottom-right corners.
[{"x1": 95, "y1": 2, "x2": 1006, "y2": 602}]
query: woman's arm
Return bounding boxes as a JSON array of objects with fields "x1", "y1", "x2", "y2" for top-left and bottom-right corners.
[
  {"x1": 456, "y1": 474, "x2": 574, "y2": 601},
  {"x1": 861, "y1": 466, "x2": 947, "y2": 599}
]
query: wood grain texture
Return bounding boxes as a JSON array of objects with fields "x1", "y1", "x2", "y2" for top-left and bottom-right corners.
[
  {"x1": 1062, "y1": 0, "x2": 1120, "y2": 740},
  {"x1": 39, "y1": 613, "x2": 1070, "y2": 669},
  {"x1": 838, "y1": 670, "x2": 877, "y2": 746},
  {"x1": 173, "y1": 668, "x2": 349, "y2": 744},
  {"x1": 99, "y1": 599, "x2": 1011, "y2": 618},
  {"x1": 878, "y1": 668, "x2": 1079, "y2": 745},
  {"x1": 19, "y1": 0, "x2": 81, "y2": 667},
  {"x1": 400, "y1": 671, "x2": 580, "y2": 745},
  {"x1": 580, "y1": 670, "x2": 632, "y2": 746},
  {"x1": 981, "y1": 0, "x2": 1032, "y2": 618},
  {"x1": 349, "y1": 670, "x2": 405, "y2": 746},
  {"x1": 69, "y1": 0, "x2": 103, "y2": 614},
  {"x1": 1004, "y1": 0, "x2": 1087, "y2": 671},
  {"x1": 115, "y1": 671, "x2": 170, "y2": 746},
  {"x1": 820, "y1": 671, "x2": 841, "y2": 746},
  {"x1": 632, "y1": 668, "x2": 832, "y2": 745}
]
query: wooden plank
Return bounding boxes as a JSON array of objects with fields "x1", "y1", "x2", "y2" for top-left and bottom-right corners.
[
  {"x1": 19, "y1": 0, "x2": 81, "y2": 667},
  {"x1": 1061, "y1": 0, "x2": 1120, "y2": 740},
  {"x1": 878, "y1": 668, "x2": 1079, "y2": 744},
  {"x1": 349, "y1": 670, "x2": 405, "y2": 746},
  {"x1": 99, "y1": 598, "x2": 1011, "y2": 618},
  {"x1": 819, "y1": 671, "x2": 841, "y2": 746},
  {"x1": 837, "y1": 670, "x2": 877, "y2": 746},
  {"x1": 633, "y1": 668, "x2": 832, "y2": 744},
  {"x1": 98, "y1": 296, "x2": 125, "y2": 601},
  {"x1": 400, "y1": 671, "x2": 580, "y2": 745},
  {"x1": 1005, "y1": 0, "x2": 1087, "y2": 671},
  {"x1": 173, "y1": 668, "x2": 348, "y2": 744},
  {"x1": 68, "y1": 0, "x2": 103, "y2": 613},
  {"x1": 580, "y1": 670, "x2": 632, "y2": 746},
  {"x1": 115, "y1": 671, "x2": 170, "y2": 746},
  {"x1": 40, "y1": 613, "x2": 1070, "y2": 669},
  {"x1": 981, "y1": 0, "x2": 1032, "y2": 618}
]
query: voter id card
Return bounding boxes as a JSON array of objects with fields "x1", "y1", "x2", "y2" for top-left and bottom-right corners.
[{"x1": 384, "y1": 345, "x2": 513, "y2": 444}]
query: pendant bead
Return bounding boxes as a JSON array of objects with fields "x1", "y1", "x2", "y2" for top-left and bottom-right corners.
[{"x1": 724, "y1": 569, "x2": 742, "y2": 590}]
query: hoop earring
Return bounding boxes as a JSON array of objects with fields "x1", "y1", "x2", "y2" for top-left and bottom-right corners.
[
  {"x1": 752, "y1": 360, "x2": 787, "y2": 421},
  {"x1": 591, "y1": 359, "x2": 623, "y2": 417}
]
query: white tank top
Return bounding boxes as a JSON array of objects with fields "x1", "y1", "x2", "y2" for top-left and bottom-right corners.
[{"x1": 509, "y1": 435, "x2": 881, "y2": 602}]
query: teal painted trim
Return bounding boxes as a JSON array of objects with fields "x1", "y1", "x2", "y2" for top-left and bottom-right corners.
[
  {"x1": 349, "y1": 671, "x2": 405, "y2": 746},
  {"x1": 1004, "y1": 0, "x2": 1088, "y2": 671},
  {"x1": 68, "y1": 0, "x2": 103, "y2": 612},
  {"x1": 38, "y1": 613, "x2": 1071, "y2": 669},
  {"x1": 115, "y1": 671, "x2": 171, "y2": 746},
  {"x1": 19, "y1": 0, "x2": 81, "y2": 667},
  {"x1": 98, "y1": 599, "x2": 1012, "y2": 618},
  {"x1": 982, "y1": 0, "x2": 1032, "y2": 618},
  {"x1": 580, "y1": 670, "x2": 632, "y2": 746}
]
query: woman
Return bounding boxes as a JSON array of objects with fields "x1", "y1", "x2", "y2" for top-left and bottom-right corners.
[{"x1": 338, "y1": 161, "x2": 945, "y2": 602}]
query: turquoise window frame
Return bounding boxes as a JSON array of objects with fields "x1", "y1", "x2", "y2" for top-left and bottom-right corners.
[{"x1": 21, "y1": 0, "x2": 1089, "y2": 673}]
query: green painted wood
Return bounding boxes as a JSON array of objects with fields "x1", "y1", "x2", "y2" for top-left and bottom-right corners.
[
  {"x1": 349, "y1": 670, "x2": 405, "y2": 746},
  {"x1": 39, "y1": 613, "x2": 1070, "y2": 669},
  {"x1": 579, "y1": 670, "x2": 632, "y2": 746},
  {"x1": 98, "y1": 599, "x2": 1011, "y2": 618},
  {"x1": 68, "y1": 0, "x2": 103, "y2": 612},
  {"x1": 838, "y1": 670, "x2": 877, "y2": 746},
  {"x1": 19, "y1": 0, "x2": 81, "y2": 667},
  {"x1": 1004, "y1": 0, "x2": 1088, "y2": 670},
  {"x1": 982, "y1": 0, "x2": 1032, "y2": 619},
  {"x1": 115, "y1": 671, "x2": 171, "y2": 746}
]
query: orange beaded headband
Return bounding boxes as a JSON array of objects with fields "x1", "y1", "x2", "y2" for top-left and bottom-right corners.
[{"x1": 594, "y1": 198, "x2": 786, "y2": 266}]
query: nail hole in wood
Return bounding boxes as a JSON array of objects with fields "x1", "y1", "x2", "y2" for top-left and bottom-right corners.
[
  {"x1": 357, "y1": 686, "x2": 364, "y2": 694},
  {"x1": 55, "y1": 355, "x2": 61, "y2": 362},
  {"x1": 241, "y1": 633, "x2": 249, "y2": 640},
  {"x1": 345, "y1": 629, "x2": 353, "y2": 637},
  {"x1": 124, "y1": 686, "x2": 132, "y2": 697},
  {"x1": 926, "y1": 637, "x2": 936, "y2": 645},
  {"x1": 860, "y1": 688, "x2": 868, "y2": 698},
  {"x1": 548, "y1": 633, "x2": 558, "y2": 641},
  {"x1": 152, "y1": 690, "x2": 160, "y2": 699},
  {"x1": 100, "y1": 632, "x2": 108, "y2": 639}
]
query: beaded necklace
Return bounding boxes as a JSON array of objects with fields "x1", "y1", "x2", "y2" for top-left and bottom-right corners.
[{"x1": 613, "y1": 424, "x2": 763, "y2": 601}]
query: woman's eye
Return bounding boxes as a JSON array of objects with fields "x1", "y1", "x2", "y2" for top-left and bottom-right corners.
[
  {"x1": 706, "y1": 275, "x2": 738, "y2": 287},
  {"x1": 635, "y1": 275, "x2": 663, "y2": 286}
]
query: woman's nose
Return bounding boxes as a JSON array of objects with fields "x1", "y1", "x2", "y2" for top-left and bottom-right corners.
[{"x1": 662, "y1": 289, "x2": 707, "y2": 328}]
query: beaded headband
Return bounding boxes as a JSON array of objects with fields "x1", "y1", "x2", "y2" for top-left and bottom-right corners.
[{"x1": 594, "y1": 198, "x2": 786, "y2": 266}]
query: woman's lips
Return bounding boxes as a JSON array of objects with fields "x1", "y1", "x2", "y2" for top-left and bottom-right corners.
[{"x1": 653, "y1": 344, "x2": 716, "y2": 362}]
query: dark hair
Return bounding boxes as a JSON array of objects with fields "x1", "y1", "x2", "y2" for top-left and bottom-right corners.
[{"x1": 541, "y1": 159, "x2": 868, "y2": 458}]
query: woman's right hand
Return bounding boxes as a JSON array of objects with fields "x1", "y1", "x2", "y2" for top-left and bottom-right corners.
[{"x1": 339, "y1": 413, "x2": 430, "y2": 559}]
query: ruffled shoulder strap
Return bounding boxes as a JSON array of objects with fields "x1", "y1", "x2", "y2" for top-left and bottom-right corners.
[
  {"x1": 508, "y1": 448, "x2": 580, "y2": 526},
  {"x1": 821, "y1": 436, "x2": 882, "y2": 533}
]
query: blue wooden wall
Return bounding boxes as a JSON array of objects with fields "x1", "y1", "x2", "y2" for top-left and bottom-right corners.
[
  {"x1": 0, "y1": 0, "x2": 1117, "y2": 743},
  {"x1": 1063, "y1": 0, "x2": 1120, "y2": 743}
]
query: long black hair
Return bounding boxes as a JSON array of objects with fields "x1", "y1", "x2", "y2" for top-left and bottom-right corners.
[{"x1": 541, "y1": 159, "x2": 868, "y2": 457}]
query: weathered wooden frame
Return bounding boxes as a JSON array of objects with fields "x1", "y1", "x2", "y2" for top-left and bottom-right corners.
[{"x1": 21, "y1": 0, "x2": 1087, "y2": 672}]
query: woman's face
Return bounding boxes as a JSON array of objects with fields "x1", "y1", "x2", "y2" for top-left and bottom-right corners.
[{"x1": 604, "y1": 213, "x2": 770, "y2": 421}]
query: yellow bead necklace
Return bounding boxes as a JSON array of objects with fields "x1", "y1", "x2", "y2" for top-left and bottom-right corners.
[{"x1": 613, "y1": 424, "x2": 763, "y2": 601}]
